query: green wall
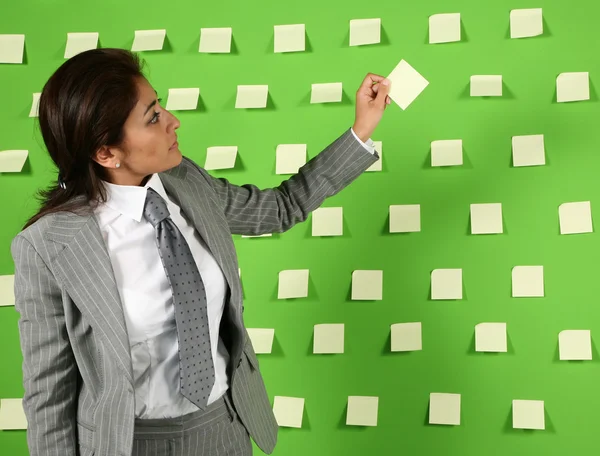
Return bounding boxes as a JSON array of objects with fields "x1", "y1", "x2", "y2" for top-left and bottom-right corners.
[{"x1": 2, "y1": 0, "x2": 600, "y2": 454}]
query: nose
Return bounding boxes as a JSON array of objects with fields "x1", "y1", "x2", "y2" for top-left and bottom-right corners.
[{"x1": 167, "y1": 110, "x2": 181, "y2": 131}]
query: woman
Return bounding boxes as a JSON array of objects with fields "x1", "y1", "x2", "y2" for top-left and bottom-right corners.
[{"x1": 11, "y1": 48, "x2": 390, "y2": 456}]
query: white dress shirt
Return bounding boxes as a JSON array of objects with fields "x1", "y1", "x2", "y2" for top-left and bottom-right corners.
[{"x1": 93, "y1": 129, "x2": 374, "y2": 419}]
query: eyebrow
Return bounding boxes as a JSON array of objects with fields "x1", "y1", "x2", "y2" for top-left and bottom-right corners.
[{"x1": 143, "y1": 90, "x2": 159, "y2": 116}]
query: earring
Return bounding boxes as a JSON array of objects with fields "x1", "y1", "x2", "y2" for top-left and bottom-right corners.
[{"x1": 115, "y1": 162, "x2": 121, "y2": 169}]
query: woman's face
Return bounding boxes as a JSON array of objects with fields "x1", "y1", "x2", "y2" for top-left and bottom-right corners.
[{"x1": 96, "y1": 77, "x2": 182, "y2": 186}]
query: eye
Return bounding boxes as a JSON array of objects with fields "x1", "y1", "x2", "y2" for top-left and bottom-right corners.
[{"x1": 150, "y1": 111, "x2": 161, "y2": 124}]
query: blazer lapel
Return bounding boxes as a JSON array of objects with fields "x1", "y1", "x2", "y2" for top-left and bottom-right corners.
[{"x1": 47, "y1": 211, "x2": 134, "y2": 385}]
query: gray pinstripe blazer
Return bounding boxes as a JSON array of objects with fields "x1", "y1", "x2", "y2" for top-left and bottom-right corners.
[{"x1": 10, "y1": 128, "x2": 378, "y2": 456}]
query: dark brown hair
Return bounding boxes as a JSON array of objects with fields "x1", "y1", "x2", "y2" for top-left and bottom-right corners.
[{"x1": 23, "y1": 48, "x2": 145, "y2": 230}]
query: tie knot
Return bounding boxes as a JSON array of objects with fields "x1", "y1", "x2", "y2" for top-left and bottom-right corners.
[{"x1": 143, "y1": 188, "x2": 170, "y2": 227}]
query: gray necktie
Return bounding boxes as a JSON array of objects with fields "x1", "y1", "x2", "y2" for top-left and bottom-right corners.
[{"x1": 143, "y1": 187, "x2": 214, "y2": 410}]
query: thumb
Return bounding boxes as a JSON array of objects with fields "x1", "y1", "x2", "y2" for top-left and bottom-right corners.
[{"x1": 375, "y1": 79, "x2": 390, "y2": 106}]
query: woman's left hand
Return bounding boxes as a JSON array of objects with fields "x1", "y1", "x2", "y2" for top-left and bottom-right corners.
[{"x1": 352, "y1": 73, "x2": 391, "y2": 143}]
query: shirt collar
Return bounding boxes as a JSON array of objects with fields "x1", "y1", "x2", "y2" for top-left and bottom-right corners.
[{"x1": 100, "y1": 174, "x2": 169, "y2": 223}]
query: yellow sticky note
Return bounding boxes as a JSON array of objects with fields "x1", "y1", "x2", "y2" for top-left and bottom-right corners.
[
  {"x1": 29, "y1": 93, "x2": 41, "y2": 118},
  {"x1": 475, "y1": 323, "x2": 507, "y2": 352},
  {"x1": 512, "y1": 400, "x2": 545, "y2": 430},
  {"x1": 470, "y1": 203, "x2": 503, "y2": 234},
  {"x1": 559, "y1": 201, "x2": 593, "y2": 234},
  {"x1": 366, "y1": 140, "x2": 382, "y2": 172},
  {"x1": 205, "y1": 146, "x2": 238, "y2": 170},
  {"x1": 273, "y1": 396, "x2": 305, "y2": 428},
  {"x1": 351, "y1": 270, "x2": 383, "y2": 300},
  {"x1": 276, "y1": 144, "x2": 307, "y2": 175},
  {"x1": 349, "y1": 18, "x2": 381, "y2": 46},
  {"x1": 391, "y1": 323, "x2": 422, "y2": 352},
  {"x1": 387, "y1": 60, "x2": 429, "y2": 110},
  {"x1": 0, "y1": 34, "x2": 25, "y2": 63},
  {"x1": 347, "y1": 396, "x2": 378, "y2": 426},
  {"x1": 310, "y1": 83, "x2": 343, "y2": 103},
  {"x1": 314, "y1": 324, "x2": 344, "y2": 354},
  {"x1": 0, "y1": 275, "x2": 15, "y2": 307},
  {"x1": 278, "y1": 269, "x2": 309, "y2": 299},
  {"x1": 512, "y1": 266, "x2": 544, "y2": 297},
  {"x1": 132, "y1": 29, "x2": 166, "y2": 51},
  {"x1": 390, "y1": 205, "x2": 421, "y2": 233},
  {"x1": 470, "y1": 75, "x2": 502, "y2": 96},
  {"x1": 559, "y1": 330, "x2": 592, "y2": 360},
  {"x1": 431, "y1": 269, "x2": 462, "y2": 300},
  {"x1": 65, "y1": 32, "x2": 99, "y2": 59},
  {"x1": 512, "y1": 134, "x2": 545, "y2": 167},
  {"x1": 557, "y1": 72, "x2": 590, "y2": 103},
  {"x1": 199, "y1": 28, "x2": 232, "y2": 53},
  {"x1": 510, "y1": 8, "x2": 543, "y2": 39},
  {"x1": 429, "y1": 393, "x2": 461, "y2": 425},
  {"x1": 246, "y1": 328, "x2": 275, "y2": 354},
  {"x1": 432, "y1": 139, "x2": 463, "y2": 166},
  {"x1": 0, "y1": 150, "x2": 28, "y2": 173},
  {"x1": 274, "y1": 24, "x2": 305, "y2": 53},
  {"x1": 312, "y1": 207, "x2": 343, "y2": 237},
  {"x1": 0, "y1": 398, "x2": 27, "y2": 430},
  {"x1": 166, "y1": 88, "x2": 200, "y2": 111},
  {"x1": 429, "y1": 13, "x2": 461, "y2": 44},
  {"x1": 235, "y1": 85, "x2": 268, "y2": 109}
]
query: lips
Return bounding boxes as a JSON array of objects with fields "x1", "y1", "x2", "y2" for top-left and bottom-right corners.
[{"x1": 170, "y1": 139, "x2": 178, "y2": 150}]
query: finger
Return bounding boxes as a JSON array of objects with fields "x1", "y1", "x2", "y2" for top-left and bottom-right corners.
[
  {"x1": 375, "y1": 79, "x2": 391, "y2": 106},
  {"x1": 358, "y1": 73, "x2": 387, "y2": 93}
]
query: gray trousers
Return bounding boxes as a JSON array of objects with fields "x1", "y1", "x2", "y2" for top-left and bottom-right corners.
[{"x1": 132, "y1": 391, "x2": 252, "y2": 456}]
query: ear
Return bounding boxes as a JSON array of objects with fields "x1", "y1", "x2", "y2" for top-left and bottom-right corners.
[{"x1": 92, "y1": 145, "x2": 118, "y2": 168}]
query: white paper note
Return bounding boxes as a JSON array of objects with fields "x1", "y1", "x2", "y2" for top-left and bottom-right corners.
[
  {"x1": 278, "y1": 269, "x2": 309, "y2": 299},
  {"x1": 390, "y1": 205, "x2": 421, "y2": 233},
  {"x1": 431, "y1": 269, "x2": 462, "y2": 300},
  {"x1": 274, "y1": 24, "x2": 305, "y2": 53},
  {"x1": 0, "y1": 275, "x2": 15, "y2": 307},
  {"x1": 311, "y1": 83, "x2": 343, "y2": 103},
  {"x1": 165, "y1": 88, "x2": 200, "y2": 111},
  {"x1": 312, "y1": 207, "x2": 343, "y2": 237},
  {"x1": 471, "y1": 75, "x2": 502, "y2": 96},
  {"x1": 314, "y1": 324, "x2": 344, "y2": 354},
  {"x1": 132, "y1": 29, "x2": 166, "y2": 51},
  {"x1": 470, "y1": 203, "x2": 503, "y2": 234},
  {"x1": 349, "y1": 18, "x2": 381, "y2": 46},
  {"x1": 391, "y1": 322, "x2": 422, "y2": 352},
  {"x1": 366, "y1": 140, "x2": 382, "y2": 172},
  {"x1": 429, "y1": 393, "x2": 461, "y2": 425},
  {"x1": 347, "y1": 396, "x2": 378, "y2": 426},
  {"x1": 199, "y1": 28, "x2": 232, "y2": 53},
  {"x1": 0, "y1": 34, "x2": 25, "y2": 63},
  {"x1": 559, "y1": 201, "x2": 593, "y2": 234},
  {"x1": 236, "y1": 85, "x2": 268, "y2": 109},
  {"x1": 475, "y1": 323, "x2": 507, "y2": 352},
  {"x1": 29, "y1": 93, "x2": 41, "y2": 117},
  {"x1": 510, "y1": 8, "x2": 543, "y2": 39},
  {"x1": 387, "y1": 60, "x2": 429, "y2": 110},
  {"x1": 351, "y1": 270, "x2": 383, "y2": 300},
  {"x1": 241, "y1": 234, "x2": 272, "y2": 238},
  {"x1": 512, "y1": 134, "x2": 545, "y2": 167},
  {"x1": 0, "y1": 398, "x2": 27, "y2": 430},
  {"x1": 247, "y1": 328, "x2": 275, "y2": 354},
  {"x1": 557, "y1": 72, "x2": 590, "y2": 103},
  {"x1": 205, "y1": 146, "x2": 238, "y2": 170},
  {"x1": 65, "y1": 32, "x2": 99, "y2": 59},
  {"x1": 0, "y1": 150, "x2": 28, "y2": 173},
  {"x1": 432, "y1": 139, "x2": 463, "y2": 166},
  {"x1": 276, "y1": 144, "x2": 307, "y2": 175},
  {"x1": 559, "y1": 330, "x2": 592, "y2": 360},
  {"x1": 429, "y1": 13, "x2": 461, "y2": 44},
  {"x1": 512, "y1": 266, "x2": 544, "y2": 297},
  {"x1": 273, "y1": 396, "x2": 305, "y2": 428},
  {"x1": 513, "y1": 400, "x2": 545, "y2": 430}
]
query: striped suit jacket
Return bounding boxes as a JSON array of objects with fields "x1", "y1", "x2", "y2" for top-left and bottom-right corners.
[{"x1": 10, "y1": 128, "x2": 378, "y2": 456}]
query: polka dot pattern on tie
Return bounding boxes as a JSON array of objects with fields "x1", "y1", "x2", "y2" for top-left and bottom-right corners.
[{"x1": 143, "y1": 187, "x2": 215, "y2": 410}]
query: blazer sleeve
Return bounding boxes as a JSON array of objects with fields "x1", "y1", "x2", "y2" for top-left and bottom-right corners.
[
  {"x1": 11, "y1": 235, "x2": 78, "y2": 456},
  {"x1": 193, "y1": 127, "x2": 379, "y2": 236}
]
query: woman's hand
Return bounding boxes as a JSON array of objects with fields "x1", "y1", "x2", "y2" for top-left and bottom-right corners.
[{"x1": 352, "y1": 73, "x2": 391, "y2": 143}]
